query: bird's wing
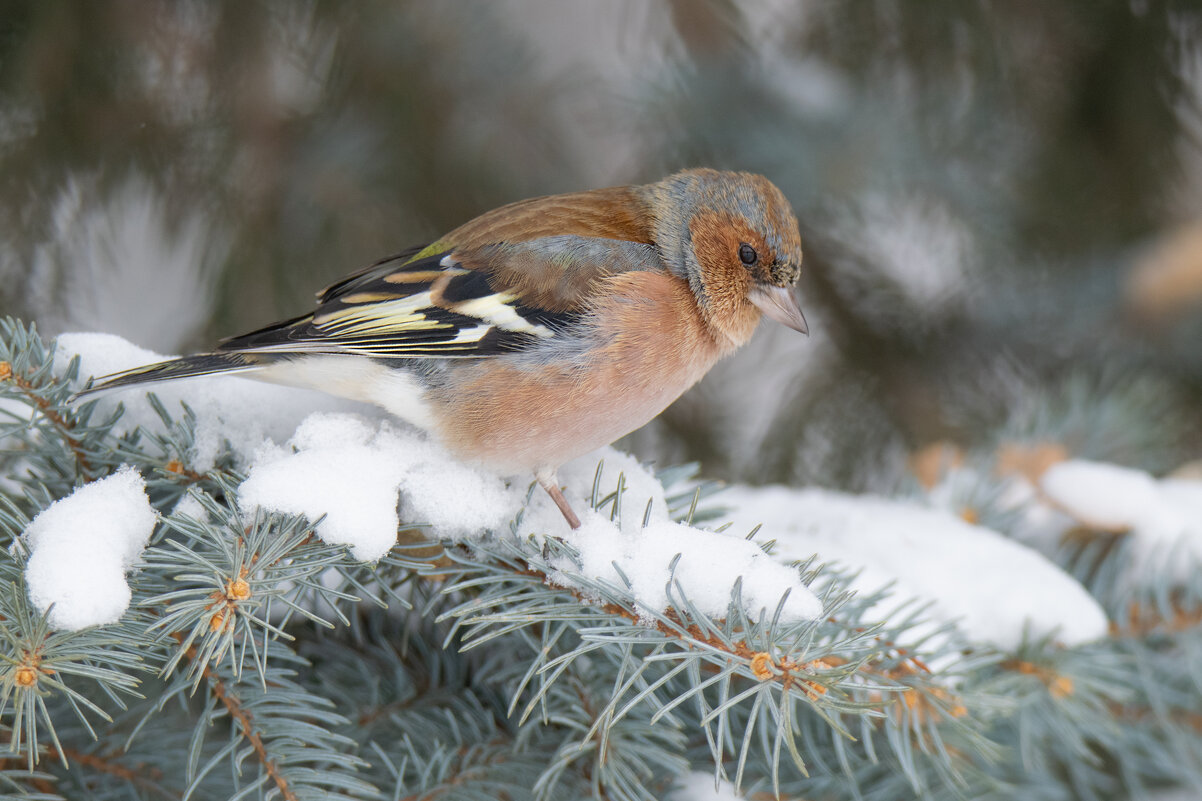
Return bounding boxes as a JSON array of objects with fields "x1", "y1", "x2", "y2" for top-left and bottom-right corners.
[{"x1": 217, "y1": 186, "x2": 661, "y2": 360}]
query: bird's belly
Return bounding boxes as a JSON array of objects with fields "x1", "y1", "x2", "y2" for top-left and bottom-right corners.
[
  {"x1": 256, "y1": 356, "x2": 436, "y2": 430},
  {"x1": 431, "y1": 354, "x2": 716, "y2": 474}
]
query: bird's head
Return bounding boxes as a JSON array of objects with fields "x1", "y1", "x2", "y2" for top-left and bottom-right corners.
[{"x1": 643, "y1": 169, "x2": 807, "y2": 340}]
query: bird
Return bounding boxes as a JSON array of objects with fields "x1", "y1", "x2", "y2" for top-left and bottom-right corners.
[{"x1": 79, "y1": 168, "x2": 807, "y2": 529}]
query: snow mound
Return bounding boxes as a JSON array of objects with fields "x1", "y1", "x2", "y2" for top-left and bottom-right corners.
[
  {"x1": 22, "y1": 466, "x2": 157, "y2": 630},
  {"x1": 238, "y1": 412, "x2": 822, "y2": 621},
  {"x1": 673, "y1": 772, "x2": 744, "y2": 800},
  {"x1": 239, "y1": 413, "x2": 513, "y2": 561},
  {"x1": 549, "y1": 512, "x2": 821, "y2": 622},
  {"x1": 721, "y1": 485, "x2": 1108, "y2": 650},
  {"x1": 1041, "y1": 459, "x2": 1202, "y2": 580},
  {"x1": 520, "y1": 453, "x2": 820, "y2": 622}
]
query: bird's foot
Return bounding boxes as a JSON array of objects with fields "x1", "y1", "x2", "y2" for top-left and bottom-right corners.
[{"x1": 535, "y1": 468, "x2": 581, "y2": 529}]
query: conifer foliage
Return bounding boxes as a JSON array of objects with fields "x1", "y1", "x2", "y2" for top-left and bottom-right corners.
[{"x1": 0, "y1": 317, "x2": 1198, "y2": 800}]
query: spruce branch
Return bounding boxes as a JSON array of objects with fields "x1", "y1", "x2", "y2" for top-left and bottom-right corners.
[
  {"x1": 0, "y1": 577, "x2": 147, "y2": 772},
  {"x1": 1113, "y1": 597, "x2": 1202, "y2": 637},
  {"x1": 0, "y1": 361, "x2": 93, "y2": 480},
  {"x1": 4, "y1": 737, "x2": 178, "y2": 801},
  {"x1": 388, "y1": 535, "x2": 989, "y2": 797},
  {"x1": 299, "y1": 608, "x2": 561, "y2": 799},
  {"x1": 175, "y1": 635, "x2": 295, "y2": 801},
  {"x1": 163, "y1": 637, "x2": 375, "y2": 801},
  {"x1": 0, "y1": 319, "x2": 137, "y2": 499},
  {"x1": 145, "y1": 490, "x2": 380, "y2": 686},
  {"x1": 0, "y1": 744, "x2": 60, "y2": 799}
]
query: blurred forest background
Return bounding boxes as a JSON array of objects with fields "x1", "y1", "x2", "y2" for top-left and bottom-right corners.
[{"x1": 2, "y1": 0, "x2": 1201, "y2": 491}]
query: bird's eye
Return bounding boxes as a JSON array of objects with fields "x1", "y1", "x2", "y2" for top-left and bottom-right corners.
[{"x1": 738, "y1": 243, "x2": 758, "y2": 266}]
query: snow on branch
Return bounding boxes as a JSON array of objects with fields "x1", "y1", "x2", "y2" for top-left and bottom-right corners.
[
  {"x1": 721, "y1": 485, "x2": 1109, "y2": 651},
  {"x1": 21, "y1": 466, "x2": 157, "y2": 631}
]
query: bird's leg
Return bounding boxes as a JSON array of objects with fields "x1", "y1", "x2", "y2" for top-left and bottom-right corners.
[{"x1": 535, "y1": 468, "x2": 581, "y2": 529}]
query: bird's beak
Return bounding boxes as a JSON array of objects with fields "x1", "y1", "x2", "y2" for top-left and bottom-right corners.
[{"x1": 750, "y1": 285, "x2": 808, "y2": 335}]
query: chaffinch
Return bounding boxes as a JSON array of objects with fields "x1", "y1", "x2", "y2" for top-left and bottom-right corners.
[{"x1": 81, "y1": 168, "x2": 807, "y2": 528}]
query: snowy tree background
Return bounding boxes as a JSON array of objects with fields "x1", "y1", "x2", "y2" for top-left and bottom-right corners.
[{"x1": 2, "y1": 2, "x2": 1202, "y2": 799}]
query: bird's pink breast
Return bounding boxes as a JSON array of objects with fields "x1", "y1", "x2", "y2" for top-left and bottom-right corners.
[{"x1": 429, "y1": 271, "x2": 754, "y2": 474}]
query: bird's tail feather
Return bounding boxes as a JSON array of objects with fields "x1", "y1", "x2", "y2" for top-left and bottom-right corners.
[{"x1": 74, "y1": 352, "x2": 264, "y2": 399}]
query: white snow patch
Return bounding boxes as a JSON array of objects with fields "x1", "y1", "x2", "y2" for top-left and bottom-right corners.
[
  {"x1": 171, "y1": 491, "x2": 208, "y2": 521},
  {"x1": 0, "y1": 396, "x2": 34, "y2": 424},
  {"x1": 547, "y1": 448, "x2": 670, "y2": 537},
  {"x1": 22, "y1": 466, "x2": 158, "y2": 630},
  {"x1": 238, "y1": 413, "x2": 513, "y2": 561},
  {"x1": 57, "y1": 332, "x2": 368, "y2": 471},
  {"x1": 1041, "y1": 459, "x2": 1202, "y2": 581},
  {"x1": 547, "y1": 512, "x2": 821, "y2": 623},
  {"x1": 673, "y1": 771, "x2": 744, "y2": 800},
  {"x1": 1041, "y1": 461, "x2": 1162, "y2": 532},
  {"x1": 513, "y1": 450, "x2": 821, "y2": 622},
  {"x1": 721, "y1": 486, "x2": 1108, "y2": 651},
  {"x1": 238, "y1": 416, "x2": 821, "y2": 621}
]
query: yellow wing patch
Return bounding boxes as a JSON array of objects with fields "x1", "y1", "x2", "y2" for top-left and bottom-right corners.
[{"x1": 314, "y1": 293, "x2": 449, "y2": 333}]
